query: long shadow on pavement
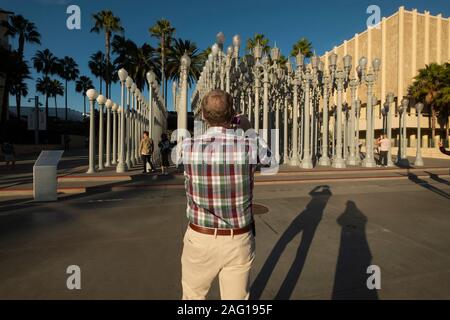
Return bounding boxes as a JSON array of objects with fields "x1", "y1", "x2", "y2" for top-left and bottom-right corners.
[
  {"x1": 331, "y1": 200, "x2": 378, "y2": 300},
  {"x1": 406, "y1": 171, "x2": 450, "y2": 200},
  {"x1": 251, "y1": 185, "x2": 332, "y2": 300},
  {"x1": 424, "y1": 171, "x2": 450, "y2": 186}
]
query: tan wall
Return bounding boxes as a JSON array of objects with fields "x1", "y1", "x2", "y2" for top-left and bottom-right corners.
[{"x1": 320, "y1": 6, "x2": 450, "y2": 134}]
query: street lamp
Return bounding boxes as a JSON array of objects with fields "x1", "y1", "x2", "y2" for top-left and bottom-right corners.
[
  {"x1": 319, "y1": 75, "x2": 332, "y2": 166},
  {"x1": 347, "y1": 79, "x2": 359, "y2": 165},
  {"x1": 86, "y1": 88, "x2": 98, "y2": 174},
  {"x1": 147, "y1": 70, "x2": 156, "y2": 139},
  {"x1": 414, "y1": 102, "x2": 424, "y2": 166},
  {"x1": 105, "y1": 99, "x2": 113, "y2": 167},
  {"x1": 117, "y1": 68, "x2": 129, "y2": 173},
  {"x1": 96, "y1": 94, "x2": 106, "y2": 170},
  {"x1": 289, "y1": 53, "x2": 303, "y2": 166},
  {"x1": 111, "y1": 103, "x2": 118, "y2": 165},
  {"x1": 329, "y1": 53, "x2": 352, "y2": 168},
  {"x1": 385, "y1": 92, "x2": 395, "y2": 166},
  {"x1": 359, "y1": 56, "x2": 381, "y2": 168},
  {"x1": 125, "y1": 76, "x2": 134, "y2": 169},
  {"x1": 397, "y1": 97, "x2": 410, "y2": 167}
]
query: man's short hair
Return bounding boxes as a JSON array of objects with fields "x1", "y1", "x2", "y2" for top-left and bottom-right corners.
[
  {"x1": 201, "y1": 89, "x2": 234, "y2": 127},
  {"x1": 143, "y1": 131, "x2": 149, "y2": 136}
]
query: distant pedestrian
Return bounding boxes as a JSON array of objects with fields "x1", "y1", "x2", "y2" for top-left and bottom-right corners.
[
  {"x1": 158, "y1": 133, "x2": 171, "y2": 175},
  {"x1": 378, "y1": 134, "x2": 391, "y2": 167},
  {"x1": 140, "y1": 131, "x2": 155, "y2": 173},
  {"x1": 1, "y1": 141, "x2": 16, "y2": 169},
  {"x1": 439, "y1": 141, "x2": 450, "y2": 156},
  {"x1": 64, "y1": 134, "x2": 71, "y2": 151}
]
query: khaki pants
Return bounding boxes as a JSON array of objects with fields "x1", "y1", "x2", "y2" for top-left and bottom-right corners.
[{"x1": 181, "y1": 226, "x2": 255, "y2": 300}]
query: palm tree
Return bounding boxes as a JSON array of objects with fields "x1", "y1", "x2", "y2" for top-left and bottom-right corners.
[
  {"x1": 246, "y1": 34, "x2": 270, "y2": 55},
  {"x1": 33, "y1": 49, "x2": 60, "y2": 119},
  {"x1": 8, "y1": 59, "x2": 31, "y2": 120},
  {"x1": 58, "y1": 56, "x2": 79, "y2": 121},
  {"x1": 88, "y1": 51, "x2": 105, "y2": 94},
  {"x1": 1, "y1": 14, "x2": 41, "y2": 57},
  {"x1": 112, "y1": 35, "x2": 160, "y2": 90},
  {"x1": 436, "y1": 63, "x2": 450, "y2": 140},
  {"x1": 75, "y1": 76, "x2": 94, "y2": 118},
  {"x1": 48, "y1": 79, "x2": 64, "y2": 119},
  {"x1": 408, "y1": 63, "x2": 448, "y2": 144},
  {"x1": 291, "y1": 38, "x2": 314, "y2": 58},
  {"x1": 199, "y1": 47, "x2": 212, "y2": 65},
  {"x1": 91, "y1": 10, "x2": 123, "y2": 98},
  {"x1": 166, "y1": 38, "x2": 203, "y2": 87},
  {"x1": 36, "y1": 76, "x2": 52, "y2": 118},
  {"x1": 149, "y1": 18, "x2": 176, "y2": 105}
]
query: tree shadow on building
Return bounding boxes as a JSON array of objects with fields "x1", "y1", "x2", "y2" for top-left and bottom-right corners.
[
  {"x1": 250, "y1": 185, "x2": 332, "y2": 300},
  {"x1": 331, "y1": 200, "x2": 378, "y2": 300}
]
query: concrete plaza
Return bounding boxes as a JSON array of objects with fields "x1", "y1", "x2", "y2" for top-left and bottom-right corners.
[{"x1": 0, "y1": 154, "x2": 449, "y2": 299}]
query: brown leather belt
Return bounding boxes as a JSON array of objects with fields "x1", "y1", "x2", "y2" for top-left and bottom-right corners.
[{"x1": 189, "y1": 223, "x2": 252, "y2": 236}]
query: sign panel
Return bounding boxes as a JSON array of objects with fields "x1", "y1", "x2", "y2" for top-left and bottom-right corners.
[{"x1": 28, "y1": 110, "x2": 47, "y2": 131}]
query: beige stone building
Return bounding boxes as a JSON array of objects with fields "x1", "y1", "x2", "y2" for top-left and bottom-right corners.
[{"x1": 321, "y1": 6, "x2": 450, "y2": 148}]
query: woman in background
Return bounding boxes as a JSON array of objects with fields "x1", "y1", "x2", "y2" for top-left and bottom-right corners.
[{"x1": 158, "y1": 133, "x2": 171, "y2": 175}]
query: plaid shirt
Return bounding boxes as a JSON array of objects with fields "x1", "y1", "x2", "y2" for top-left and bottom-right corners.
[{"x1": 182, "y1": 126, "x2": 269, "y2": 229}]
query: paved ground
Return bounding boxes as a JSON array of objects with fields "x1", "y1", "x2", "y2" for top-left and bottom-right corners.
[{"x1": 0, "y1": 168, "x2": 449, "y2": 299}]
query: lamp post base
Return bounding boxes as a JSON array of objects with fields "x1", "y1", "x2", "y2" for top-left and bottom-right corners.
[
  {"x1": 332, "y1": 157, "x2": 347, "y2": 168},
  {"x1": 414, "y1": 156, "x2": 424, "y2": 167},
  {"x1": 116, "y1": 162, "x2": 128, "y2": 173},
  {"x1": 301, "y1": 158, "x2": 313, "y2": 169},
  {"x1": 362, "y1": 158, "x2": 377, "y2": 168},
  {"x1": 86, "y1": 167, "x2": 96, "y2": 174},
  {"x1": 290, "y1": 155, "x2": 301, "y2": 166},
  {"x1": 318, "y1": 155, "x2": 331, "y2": 166},
  {"x1": 346, "y1": 155, "x2": 359, "y2": 166}
]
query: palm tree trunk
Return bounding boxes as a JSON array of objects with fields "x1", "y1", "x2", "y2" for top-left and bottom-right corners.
[
  {"x1": 431, "y1": 107, "x2": 436, "y2": 147},
  {"x1": 45, "y1": 93, "x2": 49, "y2": 121},
  {"x1": 105, "y1": 31, "x2": 111, "y2": 98},
  {"x1": 1, "y1": 76, "x2": 10, "y2": 124},
  {"x1": 99, "y1": 77, "x2": 103, "y2": 95},
  {"x1": 161, "y1": 34, "x2": 165, "y2": 101},
  {"x1": 83, "y1": 94, "x2": 87, "y2": 119},
  {"x1": 18, "y1": 35, "x2": 25, "y2": 57},
  {"x1": 65, "y1": 79, "x2": 68, "y2": 121},
  {"x1": 16, "y1": 94, "x2": 21, "y2": 120},
  {"x1": 55, "y1": 96, "x2": 58, "y2": 119}
]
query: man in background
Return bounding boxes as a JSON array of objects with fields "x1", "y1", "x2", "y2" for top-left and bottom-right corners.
[{"x1": 139, "y1": 131, "x2": 155, "y2": 173}]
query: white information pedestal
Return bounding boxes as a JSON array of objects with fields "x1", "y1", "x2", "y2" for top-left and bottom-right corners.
[{"x1": 33, "y1": 150, "x2": 64, "y2": 202}]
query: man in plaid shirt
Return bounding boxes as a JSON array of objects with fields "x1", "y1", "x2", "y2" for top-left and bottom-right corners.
[{"x1": 180, "y1": 89, "x2": 270, "y2": 300}]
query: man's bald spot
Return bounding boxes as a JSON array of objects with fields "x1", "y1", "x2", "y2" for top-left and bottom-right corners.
[{"x1": 201, "y1": 90, "x2": 234, "y2": 126}]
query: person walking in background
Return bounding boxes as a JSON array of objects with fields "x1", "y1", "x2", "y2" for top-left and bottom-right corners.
[
  {"x1": 378, "y1": 134, "x2": 391, "y2": 167},
  {"x1": 140, "y1": 131, "x2": 155, "y2": 174},
  {"x1": 158, "y1": 133, "x2": 171, "y2": 175},
  {"x1": 180, "y1": 89, "x2": 270, "y2": 300},
  {"x1": 1, "y1": 141, "x2": 16, "y2": 169},
  {"x1": 64, "y1": 134, "x2": 71, "y2": 151}
]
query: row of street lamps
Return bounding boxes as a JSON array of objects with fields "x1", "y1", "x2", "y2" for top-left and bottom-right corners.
[
  {"x1": 191, "y1": 33, "x2": 426, "y2": 168},
  {"x1": 85, "y1": 69, "x2": 166, "y2": 174}
]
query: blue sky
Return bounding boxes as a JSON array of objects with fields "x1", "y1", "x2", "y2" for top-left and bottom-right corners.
[{"x1": 2, "y1": 0, "x2": 449, "y2": 114}]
